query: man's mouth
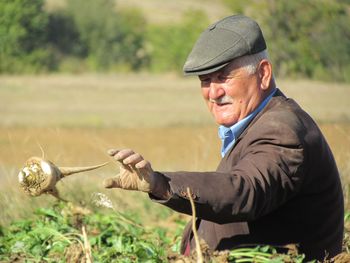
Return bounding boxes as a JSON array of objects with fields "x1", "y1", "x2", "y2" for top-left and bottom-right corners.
[
  {"x1": 210, "y1": 100, "x2": 232, "y2": 107},
  {"x1": 209, "y1": 96, "x2": 233, "y2": 106},
  {"x1": 216, "y1": 102, "x2": 231, "y2": 106}
]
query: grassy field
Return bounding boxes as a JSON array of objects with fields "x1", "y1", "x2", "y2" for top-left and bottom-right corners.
[
  {"x1": 0, "y1": 74, "x2": 350, "y2": 261},
  {"x1": 0, "y1": 74, "x2": 211, "y2": 227},
  {"x1": 1, "y1": 74, "x2": 350, "y2": 223}
]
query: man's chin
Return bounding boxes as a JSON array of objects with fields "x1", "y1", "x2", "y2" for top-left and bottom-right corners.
[
  {"x1": 212, "y1": 109, "x2": 237, "y2": 126},
  {"x1": 214, "y1": 117, "x2": 237, "y2": 127}
]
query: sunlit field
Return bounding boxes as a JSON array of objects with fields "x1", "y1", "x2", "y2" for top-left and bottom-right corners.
[
  {"x1": 1, "y1": 74, "x2": 350, "y2": 224},
  {"x1": 0, "y1": 74, "x2": 350, "y2": 261}
]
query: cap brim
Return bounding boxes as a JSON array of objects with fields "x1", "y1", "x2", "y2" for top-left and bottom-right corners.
[{"x1": 183, "y1": 61, "x2": 231, "y2": 76}]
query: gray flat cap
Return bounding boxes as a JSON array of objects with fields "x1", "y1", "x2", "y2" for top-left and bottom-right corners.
[{"x1": 183, "y1": 14, "x2": 266, "y2": 76}]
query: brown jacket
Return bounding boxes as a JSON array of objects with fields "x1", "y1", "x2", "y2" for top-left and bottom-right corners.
[{"x1": 152, "y1": 89, "x2": 344, "y2": 261}]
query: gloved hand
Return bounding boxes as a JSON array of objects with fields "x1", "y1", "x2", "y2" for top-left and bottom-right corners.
[
  {"x1": 103, "y1": 148, "x2": 154, "y2": 192},
  {"x1": 103, "y1": 149, "x2": 170, "y2": 198}
]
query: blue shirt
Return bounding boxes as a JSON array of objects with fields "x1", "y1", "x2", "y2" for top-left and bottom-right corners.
[{"x1": 218, "y1": 89, "x2": 277, "y2": 157}]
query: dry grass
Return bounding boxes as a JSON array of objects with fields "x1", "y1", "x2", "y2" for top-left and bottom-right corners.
[
  {"x1": 1, "y1": 74, "x2": 350, "y2": 127},
  {"x1": 0, "y1": 74, "x2": 350, "y2": 226},
  {"x1": 0, "y1": 74, "x2": 211, "y2": 128},
  {"x1": 278, "y1": 79, "x2": 350, "y2": 123},
  {"x1": 0, "y1": 125, "x2": 220, "y2": 226}
]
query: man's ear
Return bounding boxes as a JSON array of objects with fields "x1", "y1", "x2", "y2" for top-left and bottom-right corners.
[{"x1": 258, "y1": 60, "x2": 272, "y2": 90}]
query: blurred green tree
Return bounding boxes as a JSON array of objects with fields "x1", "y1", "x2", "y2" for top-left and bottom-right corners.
[
  {"x1": 0, "y1": 0, "x2": 53, "y2": 73},
  {"x1": 63, "y1": 0, "x2": 148, "y2": 71},
  {"x1": 146, "y1": 10, "x2": 209, "y2": 73},
  {"x1": 47, "y1": 10, "x2": 86, "y2": 58}
]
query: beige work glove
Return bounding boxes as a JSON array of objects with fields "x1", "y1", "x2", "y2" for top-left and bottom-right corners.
[{"x1": 103, "y1": 149, "x2": 154, "y2": 192}]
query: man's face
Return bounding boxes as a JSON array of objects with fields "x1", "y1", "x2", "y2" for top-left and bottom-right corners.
[{"x1": 199, "y1": 61, "x2": 264, "y2": 127}]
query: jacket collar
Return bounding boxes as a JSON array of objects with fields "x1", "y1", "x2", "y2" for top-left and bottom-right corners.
[{"x1": 222, "y1": 88, "x2": 286, "y2": 159}]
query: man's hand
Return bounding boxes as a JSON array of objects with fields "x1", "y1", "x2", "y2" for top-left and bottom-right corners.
[{"x1": 103, "y1": 149, "x2": 155, "y2": 193}]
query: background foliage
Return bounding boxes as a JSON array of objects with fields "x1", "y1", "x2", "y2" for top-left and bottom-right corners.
[
  {"x1": 1, "y1": 0, "x2": 350, "y2": 81},
  {"x1": 224, "y1": 0, "x2": 350, "y2": 82},
  {"x1": 0, "y1": 0, "x2": 53, "y2": 73},
  {"x1": 145, "y1": 10, "x2": 209, "y2": 73}
]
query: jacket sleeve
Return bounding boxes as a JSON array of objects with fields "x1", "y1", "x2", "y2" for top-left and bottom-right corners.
[{"x1": 150, "y1": 114, "x2": 306, "y2": 224}]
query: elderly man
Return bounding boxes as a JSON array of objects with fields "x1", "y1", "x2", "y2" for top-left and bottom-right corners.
[{"x1": 103, "y1": 15, "x2": 344, "y2": 261}]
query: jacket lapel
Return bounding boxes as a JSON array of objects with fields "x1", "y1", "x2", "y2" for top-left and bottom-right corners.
[{"x1": 222, "y1": 88, "x2": 285, "y2": 160}]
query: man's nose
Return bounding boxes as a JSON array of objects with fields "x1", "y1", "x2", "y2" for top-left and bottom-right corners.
[{"x1": 209, "y1": 82, "x2": 225, "y2": 99}]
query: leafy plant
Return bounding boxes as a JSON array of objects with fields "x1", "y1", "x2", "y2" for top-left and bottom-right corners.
[
  {"x1": 228, "y1": 246, "x2": 308, "y2": 263},
  {"x1": 0, "y1": 200, "x2": 348, "y2": 262},
  {"x1": 0, "y1": 202, "x2": 167, "y2": 262}
]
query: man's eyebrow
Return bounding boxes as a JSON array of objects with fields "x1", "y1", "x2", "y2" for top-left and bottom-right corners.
[
  {"x1": 199, "y1": 74, "x2": 211, "y2": 80},
  {"x1": 222, "y1": 64, "x2": 235, "y2": 75}
]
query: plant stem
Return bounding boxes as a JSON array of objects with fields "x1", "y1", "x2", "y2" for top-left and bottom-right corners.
[
  {"x1": 187, "y1": 187, "x2": 203, "y2": 263},
  {"x1": 82, "y1": 225, "x2": 93, "y2": 263}
]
